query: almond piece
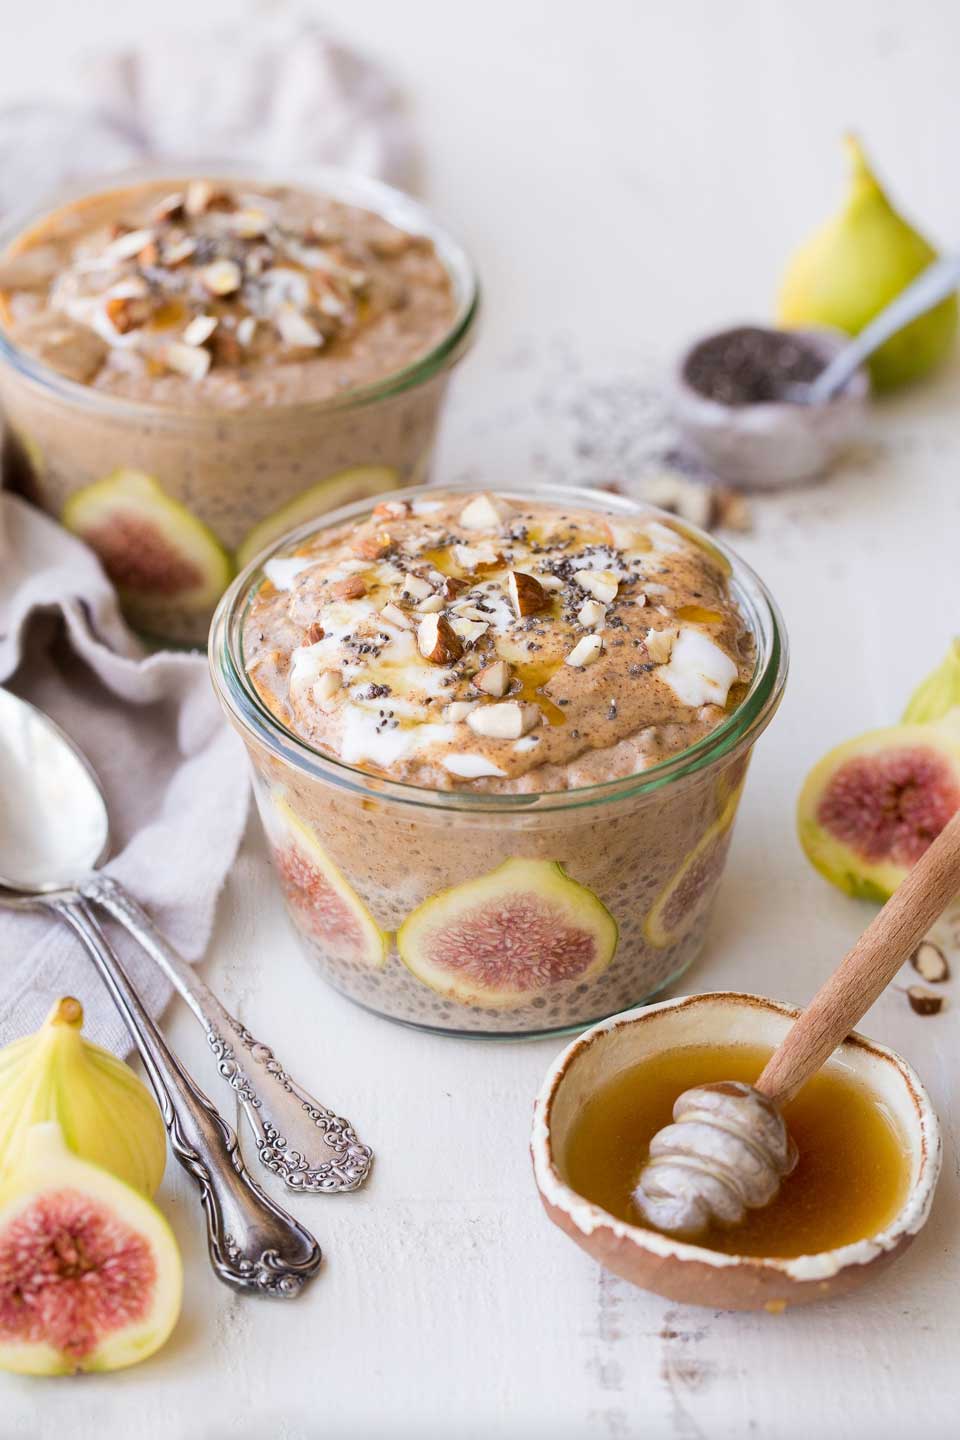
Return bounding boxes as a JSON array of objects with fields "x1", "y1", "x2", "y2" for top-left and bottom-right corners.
[
  {"x1": 459, "y1": 493, "x2": 513, "y2": 531},
  {"x1": 380, "y1": 602, "x2": 412, "y2": 629},
  {"x1": 312, "y1": 671, "x2": 341, "y2": 705},
  {"x1": 230, "y1": 208, "x2": 270, "y2": 238},
  {"x1": 401, "y1": 574, "x2": 434, "y2": 601},
  {"x1": 329, "y1": 576, "x2": 367, "y2": 601},
  {"x1": 184, "y1": 180, "x2": 233, "y2": 216},
  {"x1": 507, "y1": 570, "x2": 548, "y2": 618},
  {"x1": 440, "y1": 576, "x2": 469, "y2": 601},
  {"x1": 474, "y1": 660, "x2": 512, "y2": 697},
  {"x1": 163, "y1": 237, "x2": 197, "y2": 267},
  {"x1": 565, "y1": 634, "x2": 603, "y2": 668},
  {"x1": 276, "y1": 306, "x2": 323, "y2": 348},
  {"x1": 103, "y1": 228, "x2": 156, "y2": 262},
  {"x1": 536, "y1": 573, "x2": 564, "y2": 592},
  {"x1": 164, "y1": 341, "x2": 211, "y2": 381},
  {"x1": 200, "y1": 259, "x2": 243, "y2": 296},
  {"x1": 577, "y1": 599, "x2": 605, "y2": 629},
  {"x1": 306, "y1": 622, "x2": 325, "y2": 645},
  {"x1": 450, "y1": 617, "x2": 488, "y2": 644},
  {"x1": 576, "y1": 570, "x2": 619, "y2": 603},
  {"x1": 645, "y1": 626, "x2": 678, "y2": 664},
  {"x1": 104, "y1": 295, "x2": 151, "y2": 334},
  {"x1": 453, "y1": 542, "x2": 501, "y2": 572},
  {"x1": 635, "y1": 591, "x2": 648, "y2": 608},
  {"x1": 467, "y1": 701, "x2": 539, "y2": 739},
  {"x1": 418, "y1": 613, "x2": 463, "y2": 664},
  {"x1": 443, "y1": 700, "x2": 479, "y2": 722},
  {"x1": 417, "y1": 594, "x2": 444, "y2": 613},
  {"x1": 907, "y1": 985, "x2": 945, "y2": 1016},
  {"x1": 372, "y1": 499, "x2": 411, "y2": 521},
  {"x1": 353, "y1": 532, "x2": 395, "y2": 561},
  {"x1": 911, "y1": 941, "x2": 950, "y2": 983},
  {"x1": 182, "y1": 314, "x2": 218, "y2": 347}
]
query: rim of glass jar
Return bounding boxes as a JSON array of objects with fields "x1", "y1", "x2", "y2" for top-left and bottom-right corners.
[
  {"x1": 210, "y1": 482, "x2": 788, "y2": 815},
  {"x1": 0, "y1": 160, "x2": 479, "y2": 424}
]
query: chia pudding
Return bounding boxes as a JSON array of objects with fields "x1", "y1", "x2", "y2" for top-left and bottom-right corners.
[
  {"x1": 0, "y1": 168, "x2": 477, "y2": 644},
  {"x1": 210, "y1": 485, "x2": 786, "y2": 1037}
]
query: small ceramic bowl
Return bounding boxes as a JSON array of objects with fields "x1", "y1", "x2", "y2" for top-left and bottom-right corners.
[
  {"x1": 671, "y1": 326, "x2": 870, "y2": 489},
  {"x1": 531, "y1": 992, "x2": 941, "y2": 1311}
]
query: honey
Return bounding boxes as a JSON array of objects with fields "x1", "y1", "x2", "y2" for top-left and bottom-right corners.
[{"x1": 562, "y1": 1043, "x2": 911, "y2": 1258}]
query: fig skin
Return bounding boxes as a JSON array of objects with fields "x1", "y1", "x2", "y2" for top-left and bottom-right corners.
[
  {"x1": 0, "y1": 998, "x2": 166, "y2": 1197},
  {"x1": 778, "y1": 134, "x2": 958, "y2": 391},
  {"x1": 797, "y1": 720, "x2": 960, "y2": 901},
  {"x1": 902, "y1": 639, "x2": 960, "y2": 726},
  {"x1": 0, "y1": 1123, "x2": 182, "y2": 1376},
  {"x1": 235, "y1": 464, "x2": 397, "y2": 570}
]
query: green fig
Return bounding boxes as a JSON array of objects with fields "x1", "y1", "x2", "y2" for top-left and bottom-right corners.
[
  {"x1": 778, "y1": 135, "x2": 957, "y2": 390},
  {"x1": 902, "y1": 639, "x2": 960, "y2": 725}
]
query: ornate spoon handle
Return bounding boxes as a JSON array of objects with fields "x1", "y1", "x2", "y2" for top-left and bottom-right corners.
[
  {"x1": 84, "y1": 874, "x2": 373, "y2": 1195},
  {"x1": 53, "y1": 896, "x2": 322, "y2": 1298}
]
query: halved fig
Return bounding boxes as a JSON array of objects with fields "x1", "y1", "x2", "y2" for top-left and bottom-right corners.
[
  {"x1": 269, "y1": 797, "x2": 388, "y2": 969},
  {"x1": 62, "y1": 469, "x2": 232, "y2": 636},
  {"x1": 397, "y1": 858, "x2": 618, "y2": 1009},
  {"x1": 644, "y1": 791, "x2": 740, "y2": 948},
  {"x1": 0, "y1": 1123, "x2": 182, "y2": 1375},
  {"x1": 797, "y1": 720, "x2": 960, "y2": 901},
  {"x1": 235, "y1": 465, "x2": 399, "y2": 570}
]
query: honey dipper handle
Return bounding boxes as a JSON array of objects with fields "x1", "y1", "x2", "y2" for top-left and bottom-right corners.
[{"x1": 756, "y1": 808, "x2": 960, "y2": 1107}]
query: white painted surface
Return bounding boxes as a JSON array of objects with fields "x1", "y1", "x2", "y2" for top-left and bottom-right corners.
[{"x1": 4, "y1": 2, "x2": 960, "y2": 1435}]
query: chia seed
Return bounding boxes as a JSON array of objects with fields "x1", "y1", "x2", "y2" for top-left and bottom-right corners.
[{"x1": 684, "y1": 326, "x2": 826, "y2": 406}]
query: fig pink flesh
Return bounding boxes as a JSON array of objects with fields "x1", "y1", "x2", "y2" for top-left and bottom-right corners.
[
  {"x1": 817, "y1": 748, "x2": 960, "y2": 866},
  {"x1": 423, "y1": 895, "x2": 599, "y2": 995},
  {"x1": 276, "y1": 845, "x2": 368, "y2": 962},
  {"x1": 660, "y1": 828, "x2": 733, "y2": 934},
  {"x1": 81, "y1": 515, "x2": 205, "y2": 595},
  {"x1": 0, "y1": 1189, "x2": 156, "y2": 1361}
]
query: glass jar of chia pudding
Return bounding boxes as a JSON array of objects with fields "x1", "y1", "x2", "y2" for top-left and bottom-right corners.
[
  {"x1": 0, "y1": 165, "x2": 477, "y2": 646},
  {"x1": 210, "y1": 484, "x2": 786, "y2": 1038}
]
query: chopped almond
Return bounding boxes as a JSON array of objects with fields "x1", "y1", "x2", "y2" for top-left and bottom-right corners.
[
  {"x1": 418, "y1": 613, "x2": 463, "y2": 664},
  {"x1": 474, "y1": 660, "x2": 512, "y2": 697},
  {"x1": 507, "y1": 570, "x2": 548, "y2": 618},
  {"x1": 467, "y1": 701, "x2": 539, "y2": 739},
  {"x1": 329, "y1": 575, "x2": 367, "y2": 601}
]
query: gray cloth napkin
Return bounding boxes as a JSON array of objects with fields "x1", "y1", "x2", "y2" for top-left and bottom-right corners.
[{"x1": 0, "y1": 493, "x2": 249, "y2": 1054}]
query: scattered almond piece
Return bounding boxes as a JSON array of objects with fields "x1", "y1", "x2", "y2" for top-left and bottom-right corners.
[
  {"x1": 418, "y1": 613, "x2": 463, "y2": 664},
  {"x1": 713, "y1": 487, "x2": 753, "y2": 533},
  {"x1": 459, "y1": 492, "x2": 513, "y2": 530},
  {"x1": 443, "y1": 700, "x2": 479, "y2": 722},
  {"x1": 236, "y1": 315, "x2": 257, "y2": 346},
  {"x1": 576, "y1": 570, "x2": 619, "y2": 603},
  {"x1": 380, "y1": 602, "x2": 412, "y2": 629},
  {"x1": 577, "y1": 599, "x2": 605, "y2": 629},
  {"x1": 440, "y1": 576, "x2": 469, "y2": 601},
  {"x1": 182, "y1": 314, "x2": 218, "y2": 347},
  {"x1": 645, "y1": 626, "x2": 678, "y2": 664},
  {"x1": 104, "y1": 295, "x2": 151, "y2": 334},
  {"x1": 565, "y1": 634, "x2": 603, "y2": 668},
  {"x1": 507, "y1": 570, "x2": 548, "y2": 618},
  {"x1": 635, "y1": 591, "x2": 648, "y2": 608},
  {"x1": 276, "y1": 306, "x2": 324, "y2": 348},
  {"x1": 306, "y1": 622, "x2": 325, "y2": 645},
  {"x1": 329, "y1": 576, "x2": 367, "y2": 601},
  {"x1": 163, "y1": 237, "x2": 197, "y2": 267},
  {"x1": 907, "y1": 985, "x2": 944, "y2": 1016},
  {"x1": 453, "y1": 542, "x2": 501, "y2": 571},
  {"x1": 230, "y1": 208, "x2": 270, "y2": 238},
  {"x1": 474, "y1": 660, "x2": 512, "y2": 697},
  {"x1": 401, "y1": 574, "x2": 434, "y2": 601},
  {"x1": 353, "y1": 532, "x2": 394, "y2": 560},
  {"x1": 536, "y1": 573, "x2": 564, "y2": 592},
  {"x1": 103, "y1": 228, "x2": 155, "y2": 262},
  {"x1": 450, "y1": 617, "x2": 489, "y2": 644},
  {"x1": 200, "y1": 259, "x2": 243, "y2": 296},
  {"x1": 642, "y1": 473, "x2": 714, "y2": 529},
  {"x1": 417, "y1": 594, "x2": 444, "y2": 613},
  {"x1": 312, "y1": 672, "x2": 341, "y2": 705},
  {"x1": 372, "y1": 499, "x2": 411, "y2": 522},
  {"x1": 467, "y1": 701, "x2": 539, "y2": 739},
  {"x1": 911, "y1": 941, "x2": 950, "y2": 984},
  {"x1": 164, "y1": 341, "x2": 211, "y2": 381}
]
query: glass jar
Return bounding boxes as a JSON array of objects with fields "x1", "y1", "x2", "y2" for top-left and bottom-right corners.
[
  {"x1": 210, "y1": 484, "x2": 787, "y2": 1038},
  {"x1": 0, "y1": 165, "x2": 478, "y2": 645}
]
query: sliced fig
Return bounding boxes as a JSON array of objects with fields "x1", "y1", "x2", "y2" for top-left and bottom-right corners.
[
  {"x1": 644, "y1": 791, "x2": 740, "y2": 948},
  {"x1": 270, "y1": 797, "x2": 388, "y2": 969},
  {"x1": 0, "y1": 1123, "x2": 182, "y2": 1375},
  {"x1": 396, "y1": 858, "x2": 618, "y2": 1009},
  {"x1": 902, "y1": 639, "x2": 960, "y2": 725},
  {"x1": 797, "y1": 721, "x2": 960, "y2": 901},
  {"x1": 235, "y1": 465, "x2": 399, "y2": 570},
  {"x1": 62, "y1": 469, "x2": 233, "y2": 636}
]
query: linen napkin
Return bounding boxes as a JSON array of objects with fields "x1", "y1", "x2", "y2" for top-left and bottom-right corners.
[{"x1": 0, "y1": 492, "x2": 248, "y2": 1055}]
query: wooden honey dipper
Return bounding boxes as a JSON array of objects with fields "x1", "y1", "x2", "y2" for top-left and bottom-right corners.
[{"x1": 635, "y1": 808, "x2": 960, "y2": 1238}]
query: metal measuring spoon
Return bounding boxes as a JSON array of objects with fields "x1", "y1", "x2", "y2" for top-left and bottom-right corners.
[
  {"x1": 0, "y1": 689, "x2": 328, "y2": 1298},
  {"x1": 0, "y1": 685, "x2": 372, "y2": 1196}
]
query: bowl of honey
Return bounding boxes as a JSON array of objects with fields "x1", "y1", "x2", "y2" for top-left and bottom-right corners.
[{"x1": 531, "y1": 992, "x2": 941, "y2": 1310}]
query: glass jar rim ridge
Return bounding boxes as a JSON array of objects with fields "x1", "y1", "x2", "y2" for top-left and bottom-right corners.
[{"x1": 210, "y1": 481, "x2": 788, "y2": 815}]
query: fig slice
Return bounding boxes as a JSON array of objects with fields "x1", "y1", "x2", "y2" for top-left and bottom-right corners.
[
  {"x1": 797, "y1": 720, "x2": 960, "y2": 901},
  {"x1": 0, "y1": 1123, "x2": 182, "y2": 1376},
  {"x1": 235, "y1": 465, "x2": 399, "y2": 570},
  {"x1": 396, "y1": 858, "x2": 618, "y2": 1009},
  {"x1": 269, "y1": 797, "x2": 389, "y2": 969},
  {"x1": 62, "y1": 469, "x2": 233, "y2": 637},
  {"x1": 644, "y1": 790, "x2": 741, "y2": 948}
]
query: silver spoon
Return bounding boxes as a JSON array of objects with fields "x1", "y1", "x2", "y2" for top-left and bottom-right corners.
[
  {"x1": 0, "y1": 692, "x2": 326, "y2": 1298},
  {"x1": 788, "y1": 253, "x2": 960, "y2": 404},
  {"x1": 0, "y1": 685, "x2": 372, "y2": 1195}
]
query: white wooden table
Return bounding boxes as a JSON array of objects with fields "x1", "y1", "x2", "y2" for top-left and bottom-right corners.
[{"x1": 6, "y1": 2, "x2": 960, "y2": 1435}]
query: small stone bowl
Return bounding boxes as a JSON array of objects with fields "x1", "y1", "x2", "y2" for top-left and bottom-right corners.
[
  {"x1": 531, "y1": 992, "x2": 941, "y2": 1311},
  {"x1": 670, "y1": 327, "x2": 870, "y2": 489}
]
